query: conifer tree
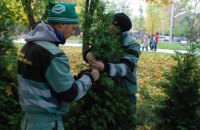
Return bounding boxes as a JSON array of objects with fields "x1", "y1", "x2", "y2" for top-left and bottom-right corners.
[
  {"x1": 64, "y1": 2, "x2": 136, "y2": 130},
  {"x1": 156, "y1": 42, "x2": 200, "y2": 130},
  {"x1": 0, "y1": 1, "x2": 21, "y2": 129}
]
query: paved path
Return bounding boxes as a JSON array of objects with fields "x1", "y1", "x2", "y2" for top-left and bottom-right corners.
[
  {"x1": 13, "y1": 39, "x2": 83, "y2": 47},
  {"x1": 14, "y1": 38, "x2": 189, "y2": 54},
  {"x1": 140, "y1": 48, "x2": 188, "y2": 54}
]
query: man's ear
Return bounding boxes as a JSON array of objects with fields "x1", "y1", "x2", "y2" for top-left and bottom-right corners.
[
  {"x1": 56, "y1": 23, "x2": 65, "y2": 28},
  {"x1": 51, "y1": 24, "x2": 63, "y2": 31}
]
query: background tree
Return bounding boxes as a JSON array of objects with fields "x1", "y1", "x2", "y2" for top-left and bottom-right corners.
[
  {"x1": 189, "y1": 0, "x2": 200, "y2": 41},
  {"x1": 20, "y1": 0, "x2": 48, "y2": 29},
  {"x1": 82, "y1": 0, "x2": 99, "y2": 52},
  {"x1": 145, "y1": 0, "x2": 193, "y2": 36},
  {"x1": 0, "y1": 1, "x2": 14, "y2": 37},
  {"x1": 146, "y1": 0, "x2": 170, "y2": 5},
  {"x1": 173, "y1": 14, "x2": 192, "y2": 37},
  {"x1": 172, "y1": 0, "x2": 193, "y2": 37},
  {"x1": 132, "y1": 5, "x2": 145, "y2": 32},
  {"x1": 144, "y1": 3, "x2": 161, "y2": 34}
]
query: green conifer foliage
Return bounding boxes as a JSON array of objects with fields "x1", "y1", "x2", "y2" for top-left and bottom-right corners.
[
  {"x1": 0, "y1": 1, "x2": 22, "y2": 130},
  {"x1": 64, "y1": 2, "x2": 136, "y2": 130},
  {"x1": 156, "y1": 43, "x2": 200, "y2": 130}
]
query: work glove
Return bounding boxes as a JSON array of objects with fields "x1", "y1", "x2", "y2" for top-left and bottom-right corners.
[
  {"x1": 84, "y1": 69, "x2": 99, "y2": 81},
  {"x1": 90, "y1": 69, "x2": 100, "y2": 81},
  {"x1": 88, "y1": 60, "x2": 105, "y2": 72},
  {"x1": 85, "y1": 52, "x2": 105, "y2": 72},
  {"x1": 74, "y1": 69, "x2": 100, "y2": 81},
  {"x1": 83, "y1": 48, "x2": 92, "y2": 62},
  {"x1": 74, "y1": 69, "x2": 89, "y2": 80},
  {"x1": 86, "y1": 52, "x2": 96, "y2": 62}
]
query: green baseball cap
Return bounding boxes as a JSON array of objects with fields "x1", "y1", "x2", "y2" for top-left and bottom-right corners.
[{"x1": 47, "y1": 1, "x2": 79, "y2": 24}]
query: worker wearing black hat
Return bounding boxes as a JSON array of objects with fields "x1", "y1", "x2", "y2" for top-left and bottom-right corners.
[
  {"x1": 112, "y1": 13, "x2": 132, "y2": 32},
  {"x1": 85, "y1": 12, "x2": 140, "y2": 102}
]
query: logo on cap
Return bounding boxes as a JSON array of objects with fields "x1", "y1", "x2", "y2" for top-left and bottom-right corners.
[{"x1": 52, "y1": 4, "x2": 66, "y2": 14}]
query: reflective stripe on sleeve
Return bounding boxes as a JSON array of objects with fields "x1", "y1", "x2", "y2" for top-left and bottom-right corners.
[
  {"x1": 79, "y1": 75, "x2": 92, "y2": 87},
  {"x1": 119, "y1": 63, "x2": 127, "y2": 76},
  {"x1": 20, "y1": 82, "x2": 51, "y2": 97},
  {"x1": 75, "y1": 82, "x2": 85, "y2": 100},
  {"x1": 110, "y1": 63, "x2": 117, "y2": 76},
  {"x1": 22, "y1": 98, "x2": 57, "y2": 108},
  {"x1": 75, "y1": 75, "x2": 92, "y2": 100}
]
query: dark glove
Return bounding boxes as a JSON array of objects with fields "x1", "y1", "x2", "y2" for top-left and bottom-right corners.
[
  {"x1": 74, "y1": 69, "x2": 99, "y2": 81},
  {"x1": 83, "y1": 48, "x2": 92, "y2": 63},
  {"x1": 84, "y1": 69, "x2": 99, "y2": 81},
  {"x1": 74, "y1": 69, "x2": 90, "y2": 80}
]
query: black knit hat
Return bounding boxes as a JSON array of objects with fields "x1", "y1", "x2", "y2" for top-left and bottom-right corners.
[{"x1": 112, "y1": 13, "x2": 132, "y2": 32}]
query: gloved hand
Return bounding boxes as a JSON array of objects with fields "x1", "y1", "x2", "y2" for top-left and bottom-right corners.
[
  {"x1": 78, "y1": 69, "x2": 99, "y2": 81},
  {"x1": 86, "y1": 52, "x2": 96, "y2": 62},
  {"x1": 88, "y1": 60, "x2": 105, "y2": 72},
  {"x1": 74, "y1": 69, "x2": 90, "y2": 80},
  {"x1": 90, "y1": 69, "x2": 100, "y2": 81}
]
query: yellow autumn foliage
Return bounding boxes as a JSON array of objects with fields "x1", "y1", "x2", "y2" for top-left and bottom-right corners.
[
  {"x1": 5, "y1": 84, "x2": 13, "y2": 96},
  {"x1": 146, "y1": 0, "x2": 171, "y2": 6},
  {"x1": 5, "y1": 0, "x2": 28, "y2": 24}
]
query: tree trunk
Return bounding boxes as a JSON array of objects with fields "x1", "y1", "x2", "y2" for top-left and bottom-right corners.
[
  {"x1": 189, "y1": 0, "x2": 200, "y2": 41},
  {"x1": 82, "y1": 0, "x2": 99, "y2": 53},
  {"x1": 21, "y1": 0, "x2": 36, "y2": 29}
]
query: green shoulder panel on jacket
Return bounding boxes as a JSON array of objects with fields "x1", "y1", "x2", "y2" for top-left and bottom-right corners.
[
  {"x1": 45, "y1": 55, "x2": 75, "y2": 93},
  {"x1": 35, "y1": 41, "x2": 63, "y2": 55},
  {"x1": 122, "y1": 34, "x2": 138, "y2": 47},
  {"x1": 122, "y1": 34, "x2": 141, "y2": 59}
]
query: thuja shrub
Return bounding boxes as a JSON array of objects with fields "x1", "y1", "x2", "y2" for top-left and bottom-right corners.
[
  {"x1": 0, "y1": 39, "x2": 22, "y2": 130},
  {"x1": 64, "y1": 2, "x2": 136, "y2": 130},
  {"x1": 155, "y1": 42, "x2": 200, "y2": 130},
  {"x1": 0, "y1": 1, "x2": 22, "y2": 130}
]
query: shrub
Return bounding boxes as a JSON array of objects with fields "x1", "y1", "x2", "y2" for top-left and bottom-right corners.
[
  {"x1": 0, "y1": 1, "x2": 22, "y2": 129},
  {"x1": 155, "y1": 42, "x2": 200, "y2": 130}
]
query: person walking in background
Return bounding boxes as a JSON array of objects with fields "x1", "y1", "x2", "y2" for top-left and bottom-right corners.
[
  {"x1": 150, "y1": 34, "x2": 154, "y2": 50},
  {"x1": 142, "y1": 33, "x2": 149, "y2": 51},
  {"x1": 150, "y1": 36, "x2": 156, "y2": 51},
  {"x1": 155, "y1": 32, "x2": 159, "y2": 51},
  {"x1": 17, "y1": 1, "x2": 99, "y2": 130}
]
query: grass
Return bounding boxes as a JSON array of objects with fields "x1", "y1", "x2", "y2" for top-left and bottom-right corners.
[
  {"x1": 67, "y1": 36, "x2": 82, "y2": 40},
  {"x1": 138, "y1": 40, "x2": 188, "y2": 50},
  {"x1": 157, "y1": 42, "x2": 188, "y2": 50}
]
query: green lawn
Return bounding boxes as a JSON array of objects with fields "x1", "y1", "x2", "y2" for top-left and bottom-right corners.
[
  {"x1": 67, "y1": 36, "x2": 82, "y2": 40},
  {"x1": 157, "y1": 42, "x2": 188, "y2": 50},
  {"x1": 138, "y1": 40, "x2": 188, "y2": 50}
]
